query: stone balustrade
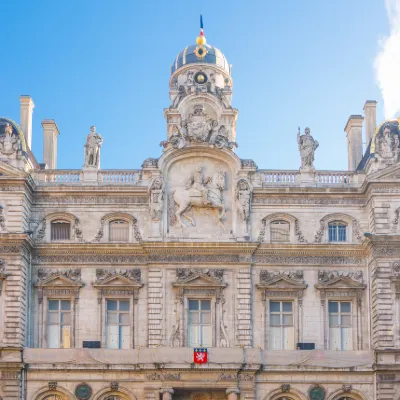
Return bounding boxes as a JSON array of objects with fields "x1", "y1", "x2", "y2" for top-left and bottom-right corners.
[
  {"x1": 36, "y1": 169, "x2": 82, "y2": 184},
  {"x1": 259, "y1": 170, "x2": 299, "y2": 185},
  {"x1": 98, "y1": 170, "x2": 140, "y2": 184},
  {"x1": 316, "y1": 171, "x2": 364, "y2": 186}
]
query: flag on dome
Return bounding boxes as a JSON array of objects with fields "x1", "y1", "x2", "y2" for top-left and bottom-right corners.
[{"x1": 200, "y1": 15, "x2": 204, "y2": 36}]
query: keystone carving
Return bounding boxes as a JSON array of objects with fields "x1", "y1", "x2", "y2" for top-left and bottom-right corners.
[
  {"x1": 342, "y1": 384, "x2": 352, "y2": 393},
  {"x1": 281, "y1": 384, "x2": 290, "y2": 393},
  {"x1": 48, "y1": 382, "x2": 57, "y2": 390}
]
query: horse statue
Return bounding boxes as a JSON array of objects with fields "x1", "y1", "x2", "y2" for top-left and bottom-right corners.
[{"x1": 172, "y1": 165, "x2": 226, "y2": 229}]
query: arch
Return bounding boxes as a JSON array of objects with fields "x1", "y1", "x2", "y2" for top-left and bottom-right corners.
[
  {"x1": 259, "y1": 213, "x2": 306, "y2": 244},
  {"x1": 328, "y1": 388, "x2": 366, "y2": 400},
  {"x1": 93, "y1": 212, "x2": 141, "y2": 243},
  {"x1": 315, "y1": 213, "x2": 362, "y2": 244},
  {"x1": 45, "y1": 212, "x2": 79, "y2": 224},
  {"x1": 93, "y1": 386, "x2": 137, "y2": 400},
  {"x1": 38, "y1": 212, "x2": 81, "y2": 242},
  {"x1": 265, "y1": 387, "x2": 307, "y2": 400},
  {"x1": 32, "y1": 386, "x2": 76, "y2": 400}
]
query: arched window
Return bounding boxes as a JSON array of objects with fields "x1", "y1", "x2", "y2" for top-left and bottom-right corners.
[
  {"x1": 50, "y1": 220, "x2": 71, "y2": 241},
  {"x1": 270, "y1": 220, "x2": 290, "y2": 243},
  {"x1": 42, "y1": 396, "x2": 64, "y2": 400},
  {"x1": 109, "y1": 220, "x2": 129, "y2": 242},
  {"x1": 328, "y1": 221, "x2": 347, "y2": 242}
]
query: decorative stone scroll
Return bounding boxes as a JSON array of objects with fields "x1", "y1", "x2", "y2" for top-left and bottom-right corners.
[
  {"x1": 35, "y1": 268, "x2": 83, "y2": 304},
  {"x1": 162, "y1": 104, "x2": 237, "y2": 150},
  {"x1": 172, "y1": 268, "x2": 229, "y2": 347},
  {"x1": 93, "y1": 268, "x2": 143, "y2": 304}
]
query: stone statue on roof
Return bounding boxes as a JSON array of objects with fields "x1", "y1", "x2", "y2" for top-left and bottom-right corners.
[
  {"x1": 84, "y1": 126, "x2": 103, "y2": 168},
  {"x1": 297, "y1": 127, "x2": 319, "y2": 170}
]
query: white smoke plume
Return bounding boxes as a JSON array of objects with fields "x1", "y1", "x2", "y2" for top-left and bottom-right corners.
[{"x1": 375, "y1": 0, "x2": 400, "y2": 120}]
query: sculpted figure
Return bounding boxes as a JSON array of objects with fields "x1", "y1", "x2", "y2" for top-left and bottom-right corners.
[
  {"x1": 375, "y1": 123, "x2": 399, "y2": 161},
  {"x1": 216, "y1": 87, "x2": 231, "y2": 109},
  {"x1": 185, "y1": 163, "x2": 211, "y2": 205},
  {"x1": 149, "y1": 177, "x2": 164, "y2": 221},
  {"x1": 171, "y1": 85, "x2": 188, "y2": 109},
  {"x1": 172, "y1": 164, "x2": 226, "y2": 229},
  {"x1": 236, "y1": 179, "x2": 252, "y2": 222},
  {"x1": 0, "y1": 123, "x2": 20, "y2": 155},
  {"x1": 84, "y1": 126, "x2": 103, "y2": 168},
  {"x1": 297, "y1": 127, "x2": 319, "y2": 169}
]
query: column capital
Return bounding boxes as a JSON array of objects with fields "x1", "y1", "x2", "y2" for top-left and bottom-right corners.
[
  {"x1": 160, "y1": 388, "x2": 174, "y2": 394},
  {"x1": 226, "y1": 387, "x2": 240, "y2": 395}
]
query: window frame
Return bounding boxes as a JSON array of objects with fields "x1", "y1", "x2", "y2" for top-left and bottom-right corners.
[
  {"x1": 104, "y1": 298, "x2": 133, "y2": 349},
  {"x1": 328, "y1": 300, "x2": 353, "y2": 350},
  {"x1": 47, "y1": 299, "x2": 72, "y2": 349},
  {"x1": 259, "y1": 213, "x2": 305, "y2": 244},
  {"x1": 187, "y1": 298, "x2": 214, "y2": 348},
  {"x1": 328, "y1": 221, "x2": 347, "y2": 243},
  {"x1": 270, "y1": 220, "x2": 291, "y2": 243},
  {"x1": 269, "y1": 300, "x2": 295, "y2": 350},
  {"x1": 50, "y1": 220, "x2": 71, "y2": 241},
  {"x1": 108, "y1": 220, "x2": 130, "y2": 242}
]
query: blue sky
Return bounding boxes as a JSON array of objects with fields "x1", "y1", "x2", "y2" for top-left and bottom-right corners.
[{"x1": 0, "y1": 0, "x2": 388, "y2": 170}]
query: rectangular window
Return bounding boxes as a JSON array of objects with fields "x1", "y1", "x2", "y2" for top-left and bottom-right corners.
[
  {"x1": 106, "y1": 299, "x2": 130, "y2": 349},
  {"x1": 328, "y1": 223, "x2": 347, "y2": 242},
  {"x1": 269, "y1": 301, "x2": 294, "y2": 350},
  {"x1": 329, "y1": 301, "x2": 352, "y2": 350},
  {"x1": 270, "y1": 221, "x2": 290, "y2": 243},
  {"x1": 109, "y1": 221, "x2": 129, "y2": 242},
  {"x1": 188, "y1": 299, "x2": 212, "y2": 347},
  {"x1": 51, "y1": 222, "x2": 70, "y2": 241},
  {"x1": 47, "y1": 299, "x2": 71, "y2": 348}
]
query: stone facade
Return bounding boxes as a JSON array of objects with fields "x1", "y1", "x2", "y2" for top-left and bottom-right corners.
[{"x1": 1, "y1": 31, "x2": 400, "y2": 400}]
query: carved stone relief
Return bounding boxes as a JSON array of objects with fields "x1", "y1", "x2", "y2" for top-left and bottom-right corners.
[
  {"x1": 0, "y1": 205, "x2": 7, "y2": 233},
  {"x1": 0, "y1": 260, "x2": 8, "y2": 295},
  {"x1": 162, "y1": 104, "x2": 237, "y2": 150},
  {"x1": 95, "y1": 268, "x2": 141, "y2": 283},
  {"x1": 318, "y1": 270, "x2": 364, "y2": 284},
  {"x1": 235, "y1": 179, "x2": 252, "y2": 225},
  {"x1": 37, "y1": 268, "x2": 82, "y2": 283},
  {"x1": 149, "y1": 177, "x2": 164, "y2": 221},
  {"x1": 374, "y1": 122, "x2": 400, "y2": 166},
  {"x1": 260, "y1": 270, "x2": 305, "y2": 284},
  {"x1": 170, "y1": 163, "x2": 227, "y2": 230},
  {"x1": 141, "y1": 157, "x2": 158, "y2": 168},
  {"x1": 176, "y1": 268, "x2": 224, "y2": 283},
  {"x1": 0, "y1": 122, "x2": 21, "y2": 156}
]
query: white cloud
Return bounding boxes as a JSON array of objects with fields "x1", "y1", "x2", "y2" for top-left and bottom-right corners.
[{"x1": 374, "y1": 0, "x2": 400, "y2": 120}]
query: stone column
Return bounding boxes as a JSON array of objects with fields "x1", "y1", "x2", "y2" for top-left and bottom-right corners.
[
  {"x1": 344, "y1": 115, "x2": 364, "y2": 171},
  {"x1": 363, "y1": 100, "x2": 377, "y2": 146},
  {"x1": 226, "y1": 388, "x2": 240, "y2": 400},
  {"x1": 20, "y1": 95, "x2": 35, "y2": 149},
  {"x1": 160, "y1": 388, "x2": 174, "y2": 400}
]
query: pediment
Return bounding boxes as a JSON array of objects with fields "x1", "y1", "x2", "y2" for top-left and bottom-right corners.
[
  {"x1": 93, "y1": 274, "x2": 143, "y2": 288},
  {"x1": 173, "y1": 273, "x2": 226, "y2": 288},
  {"x1": 367, "y1": 162, "x2": 400, "y2": 181},
  {"x1": 35, "y1": 274, "x2": 83, "y2": 288},
  {"x1": 256, "y1": 275, "x2": 307, "y2": 290},
  {"x1": 0, "y1": 161, "x2": 26, "y2": 178},
  {"x1": 315, "y1": 276, "x2": 366, "y2": 290}
]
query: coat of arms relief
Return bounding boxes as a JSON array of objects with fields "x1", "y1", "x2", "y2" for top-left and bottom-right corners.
[{"x1": 161, "y1": 104, "x2": 237, "y2": 150}]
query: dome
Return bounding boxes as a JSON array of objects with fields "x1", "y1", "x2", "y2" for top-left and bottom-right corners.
[{"x1": 171, "y1": 44, "x2": 230, "y2": 75}]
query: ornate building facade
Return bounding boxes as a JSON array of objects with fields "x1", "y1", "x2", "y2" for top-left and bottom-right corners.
[{"x1": 0, "y1": 27, "x2": 399, "y2": 400}]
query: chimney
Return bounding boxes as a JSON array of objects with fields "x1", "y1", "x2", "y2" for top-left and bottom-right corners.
[
  {"x1": 363, "y1": 100, "x2": 377, "y2": 147},
  {"x1": 42, "y1": 120, "x2": 60, "y2": 169},
  {"x1": 19, "y1": 96, "x2": 35, "y2": 149},
  {"x1": 344, "y1": 115, "x2": 364, "y2": 171}
]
